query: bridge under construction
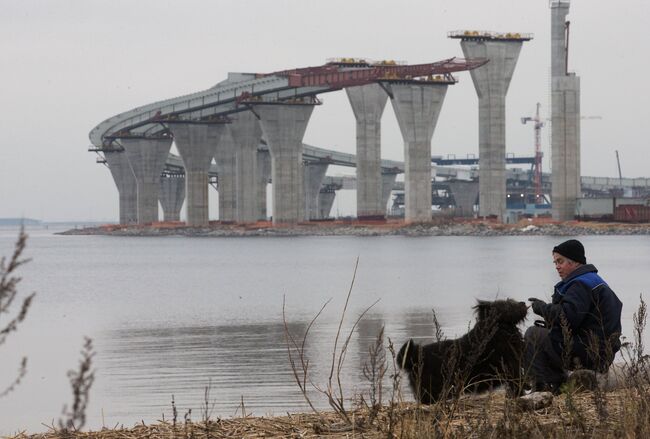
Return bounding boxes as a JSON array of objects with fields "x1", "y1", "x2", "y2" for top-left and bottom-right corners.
[{"x1": 89, "y1": 1, "x2": 649, "y2": 226}]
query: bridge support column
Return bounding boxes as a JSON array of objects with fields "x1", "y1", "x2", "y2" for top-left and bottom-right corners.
[
  {"x1": 551, "y1": 76, "x2": 581, "y2": 221},
  {"x1": 318, "y1": 190, "x2": 336, "y2": 219},
  {"x1": 159, "y1": 175, "x2": 185, "y2": 222},
  {"x1": 254, "y1": 103, "x2": 315, "y2": 225},
  {"x1": 447, "y1": 180, "x2": 479, "y2": 218},
  {"x1": 170, "y1": 124, "x2": 221, "y2": 227},
  {"x1": 214, "y1": 127, "x2": 237, "y2": 222},
  {"x1": 104, "y1": 150, "x2": 137, "y2": 225},
  {"x1": 459, "y1": 38, "x2": 524, "y2": 221},
  {"x1": 346, "y1": 84, "x2": 388, "y2": 219},
  {"x1": 304, "y1": 162, "x2": 329, "y2": 220},
  {"x1": 389, "y1": 83, "x2": 448, "y2": 223},
  {"x1": 121, "y1": 138, "x2": 172, "y2": 224},
  {"x1": 257, "y1": 149, "x2": 271, "y2": 220},
  {"x1": 381, "y1": 171, "x2": 399, "y2": 216},
  {"x1": 551, "y1": 1, "x2": 581, "y2": 221},
  {"x1": 229, "y1": 111, "x2": 262, "y2": 223}
]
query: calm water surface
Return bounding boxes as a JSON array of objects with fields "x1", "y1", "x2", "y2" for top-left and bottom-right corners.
[{"x1": 0, "y1": 227, "x2": 648, "y2": 433}]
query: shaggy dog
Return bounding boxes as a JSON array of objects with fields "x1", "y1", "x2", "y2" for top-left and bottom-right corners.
[{"x1": 397, "y1": 299, "x2": 528, "y2": 403}]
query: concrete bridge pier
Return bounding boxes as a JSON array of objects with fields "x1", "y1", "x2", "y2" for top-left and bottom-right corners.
[
  {"x1": 253, "y1": 103, "x2": 315, "y2": 225},
  {"x1": 381, "y1": 171, "x2": 399, "y2": 217},
  {"x1": 389, "y1": 83, "x2": 449, "y2": 222},
  {"x1": 318, "y1": 189, "x2": 336, "y2": 219},
  {"x1": 170, "y1": 124, "x2": 222, "y2": 227},
  {"x1": 159, "y1": 175, "x2": 185, "y2": 221},
  {"x1": 257, "y1": 149, "x2": 271, "y2": 220},
  {"x1": 229, "y1": 111, "x2": 262, "y2": 223},
  {"x1": 459, "y1": 38, "x2": 525, "y2": 221},
  {"x1": 304, "y1": 162, "x2": 329, "y2": 220},
  {"x1": 447, "y1": 179, "x2": 479, "y2": 218},
  {"x1": 346, "y1": 84, "x2": 388, "y2": 219},
  {"x1": 551, "y1": 1, "x2": 581, "y2": 221},
  {"x1": 121, "y1": 137, "x2": 172, "y2": 224},
  {"x1": 213, "y1": 126, "x2": 237, "y2": 222},
  {"x1": 103, "y1": 150, "x2": 137, "y2": 225},
  {"x1": 551, "y1": 77, "x2": 581, "y2": 221}
]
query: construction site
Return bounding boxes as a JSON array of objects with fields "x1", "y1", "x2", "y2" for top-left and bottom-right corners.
[{"x1": 88, "y1": 0, "x2": 650, "y2": 228}]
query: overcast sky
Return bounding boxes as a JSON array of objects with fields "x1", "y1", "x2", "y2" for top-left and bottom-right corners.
[{"x1": 1, "y1": 0, "x2": 648, "y2": 221}]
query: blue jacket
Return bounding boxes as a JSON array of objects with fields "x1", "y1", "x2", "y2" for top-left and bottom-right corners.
[{"x1": 538, "y1": 264, "x2": 622, "y2": 371}]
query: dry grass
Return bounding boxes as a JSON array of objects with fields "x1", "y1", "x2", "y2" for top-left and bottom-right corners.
[
  {"x1": 1, "y1": 228, "x2": 34, "y2": 398},
  {"x1": 8, "y1": 387, "x2": 650, "y2": 439}
]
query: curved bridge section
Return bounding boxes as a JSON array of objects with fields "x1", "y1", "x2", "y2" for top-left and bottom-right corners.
[
  {"x1": 90, "y1": 58, "x2": 485, "y2": 147},
  {"x1": 90, "y1": 58, "x2": 487, "y2": 225}
]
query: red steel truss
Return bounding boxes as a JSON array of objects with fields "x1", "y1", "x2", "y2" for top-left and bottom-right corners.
[{"x1": 263, "y1": 57, "x2": 488, "y2": 89}]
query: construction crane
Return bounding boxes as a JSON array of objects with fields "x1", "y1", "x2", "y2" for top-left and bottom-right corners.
[
  {"x1": 616, "y1": 150, "x2": 624, "y2": 193},
  {"x1": 521, "y1": 103, "x2": 545, "y2": 204}
]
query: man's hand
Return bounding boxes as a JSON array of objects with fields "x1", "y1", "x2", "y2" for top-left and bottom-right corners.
[{"x1": 528, "y1": 297, "x2": 546, "y2": 316}]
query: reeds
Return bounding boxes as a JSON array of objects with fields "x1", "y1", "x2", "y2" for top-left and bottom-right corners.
[
  {"x1": 58, "y1": 337, "x2": 96, "y2": 434},
  {"x1": 5, "y1": 387, "x2": 644, "y2": 439},
  {"x1": 1, "y1": 230, "x2": 97, "y2": 436},
  {"x1": 1, "y1": 227, "x2": 34, "y2": 398},
  {"x1": 281, "y1": 256, "x2": 380, "y2": 431}
]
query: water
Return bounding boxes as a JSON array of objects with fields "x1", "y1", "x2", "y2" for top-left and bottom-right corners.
[{"x1": 0, "y1": 227, "x2": 648, "y2": 433}]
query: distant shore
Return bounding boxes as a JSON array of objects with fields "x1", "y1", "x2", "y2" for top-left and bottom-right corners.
[{"x1": 58, "y1": 219, "x2": 650, "y2": 238}]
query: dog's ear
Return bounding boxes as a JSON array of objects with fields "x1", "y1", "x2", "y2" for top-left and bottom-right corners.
[{"x1": 473, "y1": 300, "x2": 492, "y2": 321}]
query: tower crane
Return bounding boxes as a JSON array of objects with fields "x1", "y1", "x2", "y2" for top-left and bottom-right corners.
[
  {"x1": 521, "y1": 103, "x2": 545, "y2": 204},
  {"x1": 616, "y1": 150, "x2": 624, "y2": 194}
]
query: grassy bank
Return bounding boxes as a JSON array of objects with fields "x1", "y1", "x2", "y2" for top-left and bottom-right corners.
[{"x1": 8, "y1": 387, "x2": 650, "y2": 438}]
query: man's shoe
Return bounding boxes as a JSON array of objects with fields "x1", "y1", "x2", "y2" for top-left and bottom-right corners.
[{"x1": 534, "y1": 382, "x2": 561, "y2": 395}]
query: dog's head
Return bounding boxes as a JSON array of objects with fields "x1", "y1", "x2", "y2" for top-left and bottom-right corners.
[{"x1": 473, "y1": 299, "x2": 528, "y2": 325}]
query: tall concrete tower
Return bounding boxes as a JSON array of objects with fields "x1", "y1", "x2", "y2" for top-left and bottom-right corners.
[
  {"x1": 449, "y1": 31, "x2": 531, "y2": 221},
  {"x1": 550, "y1": 0, "x2": 581, "y2": 221}
]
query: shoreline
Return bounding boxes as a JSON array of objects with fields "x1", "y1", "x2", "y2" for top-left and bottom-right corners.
[
  {"x1": 7, "y1": 388, "x2": 641, "y2": 438},
  {"x1": 58, "y1": 219, "x2": 650, "y2": 238}
]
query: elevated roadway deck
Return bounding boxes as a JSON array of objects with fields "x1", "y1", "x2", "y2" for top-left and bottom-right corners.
[{"x1": 90, "y1": 58, "x2": 486, "y2": 148}]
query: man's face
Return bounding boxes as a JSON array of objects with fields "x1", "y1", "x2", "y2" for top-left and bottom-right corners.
[{"x1": 553, "y1": 252, "x2": 580, "y2": 280}]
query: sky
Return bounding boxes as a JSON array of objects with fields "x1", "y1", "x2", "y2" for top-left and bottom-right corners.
[{"x1": 1, "y1": 0, "x2": 648, "y2": 222}]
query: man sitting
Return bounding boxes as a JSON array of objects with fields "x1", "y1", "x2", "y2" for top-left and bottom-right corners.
[{"x1": 526, "y1": 239, "x2": 623, "y2": 392}]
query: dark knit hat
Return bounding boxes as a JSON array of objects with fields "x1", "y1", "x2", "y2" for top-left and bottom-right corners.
[{"x1": 553, "y1": 239, "x2": 586, "y2": 264}]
